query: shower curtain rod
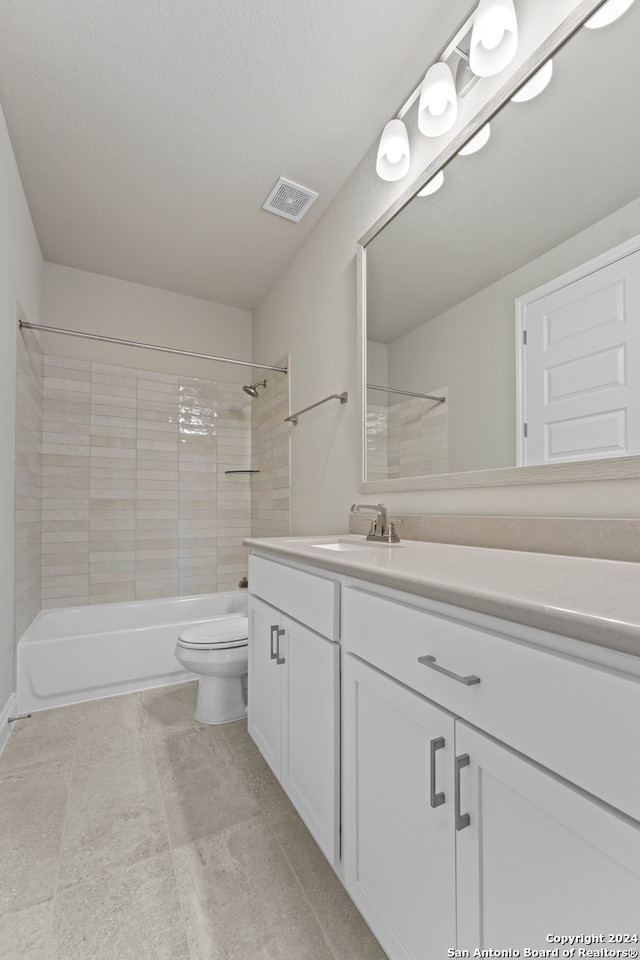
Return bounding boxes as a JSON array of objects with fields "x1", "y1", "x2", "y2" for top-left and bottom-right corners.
[
  {"x1": 367, "y1": 383, "x2": 445, "y2": 403},
  {"x1": 18, "y1": 321, "x2": 288, "y2": 374}
]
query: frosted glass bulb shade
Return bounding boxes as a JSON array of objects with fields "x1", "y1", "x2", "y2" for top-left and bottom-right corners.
[
  {"x1": 458, "y1": 123, "x2": 491, "y2": 155},
  {"x1": 511, "y1": 59, "x2": 553, "y2": 102},
  {"x1": 585, "y1": 0, "x2": 635, "y2": 28},
  {"x1": 470, "y1": 0, "x2": 518, "y2": 77},
  {"x1": 376, "y1": 119, "x2": 411, "y2": 181},
  {"x1": 418, "y1": 62, "x2": 458, "y2": 138},
  {"x1": 418, "y1": 170, "x2": 444, "y2": 196}
]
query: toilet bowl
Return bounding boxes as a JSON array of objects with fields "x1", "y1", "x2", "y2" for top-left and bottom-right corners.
[{"x1": 174, "y1": 614, "x2": 249, "y2": 724}]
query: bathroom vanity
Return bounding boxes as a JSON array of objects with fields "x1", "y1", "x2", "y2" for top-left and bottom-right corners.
[{"x1": 244, "y1": 535, "x2": 640, "y2": 959}]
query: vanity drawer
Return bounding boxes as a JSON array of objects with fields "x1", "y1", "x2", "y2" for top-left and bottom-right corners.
[
  {"x1": 249, "y1": 554, "x2": 340, "y2": 640},
  {"x1": 343, "y1": 584, "x2": 640, "y2": 821}
]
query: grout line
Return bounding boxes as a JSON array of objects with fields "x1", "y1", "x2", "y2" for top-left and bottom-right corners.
[
  {"x1": 219, "y1": 721, "x2": 343, "y2": 960},
  {"x1": 144, "y1": 698, "x2": 198, "y2": 960}
]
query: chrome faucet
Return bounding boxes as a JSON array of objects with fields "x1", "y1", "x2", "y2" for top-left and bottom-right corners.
[{"x1": 350, "y1": 503, "x2": 401, "y2": 543}]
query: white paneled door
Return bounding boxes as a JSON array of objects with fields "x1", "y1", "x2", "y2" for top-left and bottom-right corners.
[{"x1": 517, "y1": 239, "x2": 640, "y2": 465}]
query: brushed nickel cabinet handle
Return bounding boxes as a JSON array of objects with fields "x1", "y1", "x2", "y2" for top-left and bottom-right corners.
[
  {"x1": 455, "y1": 754, "x2": 471, "y2": 831},
  {"x1": 430, "y1": 736, "x2": 445, "y2": 808},
  {"x1": 418, "y1": 655, "x2": 481, "y2": 686},
  {"x1": 276, "y1": 627, "x2": 285, "y2": 665},
  {"x1": 270, "y1": 624, "x2": 279, "y2": 660}
]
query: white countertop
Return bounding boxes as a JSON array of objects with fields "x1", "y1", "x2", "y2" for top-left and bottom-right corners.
[{"x1": 243, "y1": 534, "x2": 640, "y2": 657}]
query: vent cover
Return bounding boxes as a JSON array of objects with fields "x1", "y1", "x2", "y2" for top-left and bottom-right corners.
[{"x1": 262, "y1": 177, "x2": 319, "y2": 223}]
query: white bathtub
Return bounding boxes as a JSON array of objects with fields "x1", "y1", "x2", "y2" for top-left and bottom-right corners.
[{"x1": 17, "y1": 591, "x2": 248, "y2": 712}]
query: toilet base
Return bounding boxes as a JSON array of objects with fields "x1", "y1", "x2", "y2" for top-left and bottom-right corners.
[{"x1": 195, "y1": 673, "x2": 247, "y2": 724}]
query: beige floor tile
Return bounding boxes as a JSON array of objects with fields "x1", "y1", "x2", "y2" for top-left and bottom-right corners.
[
  {"x1": 0, "y1": 704, "x2": 80, "y2": 773},
  {"x1": 153, "y1": 728, "x2": 261, "y2": 846},
  {"x1": 0, "y1": 898, "x2": 52, "y2": 960},
  {"x1": 271, "y1": 808, "x2": 389, "y2": 960},
  {"x1": 0, "y1": 761, "x2": 70, "y2": 913},
  {"x1": 221, "y1": 719, "x2": 297, "y2": 824},
  {"x1": 57, "y1": 750, "x2": 169, "y2": 888},
  {"x1": 141, "y1": 681, "x2": 201, "y2": 741},
  {"x1": 173, "y1": 816, "x2": 334, "y2": 960},
  {"x1": 75, "y1": 691, "x2": 148, "y2": 762},
  {"x1": 49, "y1": 853, "x2": 189, "y2": 960}
]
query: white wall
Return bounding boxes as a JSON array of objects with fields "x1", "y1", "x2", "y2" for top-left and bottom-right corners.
[
  {"x1": 0, "y1": 102, "x2": 44, "y2": 717},
  {"x1": 252, "y1": 0, "x2": 640, "y2": 532},
  {"x1": 42, "y1": 264, "x2": 253, "y2": 384}
]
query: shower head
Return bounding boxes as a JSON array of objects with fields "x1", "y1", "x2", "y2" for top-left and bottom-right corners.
[{"x1": 242, "y1": 379, "x2": 267, "y2": 398}]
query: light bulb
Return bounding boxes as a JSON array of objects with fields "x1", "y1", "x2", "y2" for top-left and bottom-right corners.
[
  {"x1": 418, "y1": 170, "x2": 444, "y2": 196},
  {"x1": 458, "y1": 123, "x2": 491, "y2": 156},
  {"x1": 375, "y1": 119, "x2": 411, "y2": 182},
  {"x1": 470, "y1": 0, "x2": 518, "y2": 77},
  {"x1": 585, "y1": 0, "x2": 635, "y2": 28},
  {"x1": 418, "y1": 63, "x2": 457, "y2": 138},
  {"x1": 511, "y1": 59, "x2": 553, "y2": 102}
]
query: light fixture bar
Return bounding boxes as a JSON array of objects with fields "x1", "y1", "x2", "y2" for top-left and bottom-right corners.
[{"x1": 396, "y1": 7, "x2": 479, "y2": 121}]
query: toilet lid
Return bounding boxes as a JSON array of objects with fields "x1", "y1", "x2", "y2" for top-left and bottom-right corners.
[{"x1": 178, "y1": 614, "x2": 248, "y2": 649}]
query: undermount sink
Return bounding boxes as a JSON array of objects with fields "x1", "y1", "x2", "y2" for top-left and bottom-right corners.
[{"x1": 311, "y1": 540, "x2": 371, "y2": 552}]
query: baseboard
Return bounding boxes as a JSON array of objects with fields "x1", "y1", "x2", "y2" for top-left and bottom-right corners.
[{"x1": 0, "y1": 692, "x2": 17, "y2": 756}]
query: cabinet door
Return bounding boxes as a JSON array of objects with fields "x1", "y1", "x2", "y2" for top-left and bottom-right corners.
[
  {"x1": 456, "y1": 721, "x2": 640, "y2": 949},
  {"x1": 280, "y1": 617, "x2": 340, "y2": 863},
  {"x1": 248, "y1": 596, "x2": 283, "y2": 778},
  {"x1": 344, "y1": 654, "x2": 456, "y2": 960}
]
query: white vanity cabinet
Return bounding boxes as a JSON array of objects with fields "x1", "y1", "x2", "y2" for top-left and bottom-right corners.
[
  {"x1": 343, "y1": 581, "x2": 640, "y2": 959},
  {"x1": 247, "y1": 554, "x2": 340, "y2": 864},
  {"x1": 343, "y1": 654, "x2": 457, "y2": 960}
]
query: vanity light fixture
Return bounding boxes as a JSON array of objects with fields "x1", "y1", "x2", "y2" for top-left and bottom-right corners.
[
  {"x1": 417, "y1": 170, "x2": 445, "y2": 196},
  {"x1": 469, "y1": 0, "x2": 518, "y2": 77},
  {"x1": 376, "y1": 118, "x2": 411, "y2": 181},
  {"x1": 585, "y1": 0, "x2": 635, "y2": 28},
  {"x1": 511, "y1": 59, "x2": 553, "y2": 102},
  {"x1": 458, "y1": 122, "x2": 491, "y2": 155},
  {"x1": 374, "y1": 0, "x2": 519, "y2": 183},
  {"x1": 418, "y1": 62, "x2": 458, "y2": 137}
]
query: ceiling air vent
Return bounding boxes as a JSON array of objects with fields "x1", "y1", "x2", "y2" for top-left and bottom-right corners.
[{"x1": 261, "y1": 177, "x2": 319, "y2": 223}]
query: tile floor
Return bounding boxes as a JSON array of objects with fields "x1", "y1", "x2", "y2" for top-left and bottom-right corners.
[{"x1": 0, "y1": 681, "x2": 388, "y2": 960}]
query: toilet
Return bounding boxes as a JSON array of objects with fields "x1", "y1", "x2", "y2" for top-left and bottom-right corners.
[{"x1": 174, "y1": 614, "x2": 249, "y2": 724}]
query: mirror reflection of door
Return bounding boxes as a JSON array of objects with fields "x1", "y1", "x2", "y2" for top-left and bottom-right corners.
[{"x1": 517, "y1": 239, "x2": 640, "y2": 466}]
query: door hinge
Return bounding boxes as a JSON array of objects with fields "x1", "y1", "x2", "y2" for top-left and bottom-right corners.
[
  {"x1": 523, "y1": 329, "x2": 527, "y2": 345},
  {"x1": 523, "y1": 422, "x2": 528, "y2": 438}
]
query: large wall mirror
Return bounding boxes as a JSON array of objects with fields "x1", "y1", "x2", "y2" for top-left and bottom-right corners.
[{"x1": 359, "y1": 1, "x2": 640, "y2": 491}]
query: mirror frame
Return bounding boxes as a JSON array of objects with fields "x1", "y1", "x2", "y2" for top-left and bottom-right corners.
[{"x1": 357, "y1": 0, "x2": 640, "y2": 492}]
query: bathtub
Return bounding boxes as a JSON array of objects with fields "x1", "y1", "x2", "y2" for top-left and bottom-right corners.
[{"x1": 17, "y1": 591, "x2": 248, "y2": 712}]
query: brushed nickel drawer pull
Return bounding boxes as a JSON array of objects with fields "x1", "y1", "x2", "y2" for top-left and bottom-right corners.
[
  {"x1": 430, "y1": 736, "x2": 445, "y2": 808},
  {"x1": 270, "y1": 624, "x2": 279, "y2": 660},
  {"x1": 276, "y1": 627, "x2": 286, "y2": 665},
  {"x1": 455, "y1": 754, "x2": 471, "y2": 831},
  {"x1": 418, "y1": 655, "x2": 481, "y2": 686}
]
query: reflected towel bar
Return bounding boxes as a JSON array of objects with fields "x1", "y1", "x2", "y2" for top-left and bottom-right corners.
[
  {"x1": 285, "y1": 392, "x2": 348, "y2": 425},
  {"x1": 367, "y1": 384, "x2": 446, "y2": 403}
]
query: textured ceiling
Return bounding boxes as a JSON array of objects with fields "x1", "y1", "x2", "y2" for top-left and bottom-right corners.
[{"x1": 0, "y1": 0, "x2": 470, "y2": 309}]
